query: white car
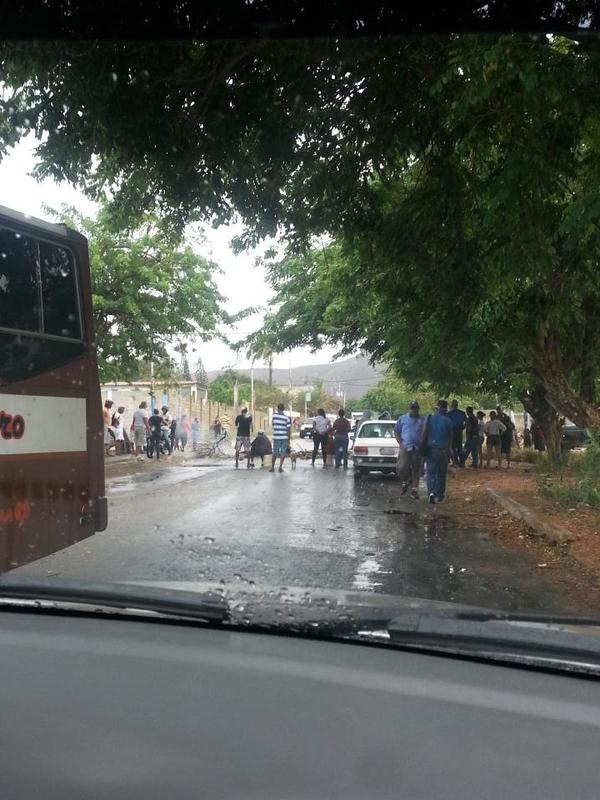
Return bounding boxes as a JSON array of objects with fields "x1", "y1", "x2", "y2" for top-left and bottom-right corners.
[
  {"x1": 299, "y1": 419, "x2": 314, "y2": 439},
  {"x1": 352, "y1": 419, "x2": 399, "y2": 478}
]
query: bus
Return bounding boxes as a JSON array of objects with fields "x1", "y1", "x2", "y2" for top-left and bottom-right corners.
[{"x1": 0, "y1": 205, "x2": 107, "y2": 571}]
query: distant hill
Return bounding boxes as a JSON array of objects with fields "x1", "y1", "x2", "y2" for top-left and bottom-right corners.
[{"x1": 206, "y1": 355, "x2": 385, "y2": 399}]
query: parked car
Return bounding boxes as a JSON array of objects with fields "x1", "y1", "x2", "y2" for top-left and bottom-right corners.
[
  {"x1": 561, "y1": 422, "x2": 591, "y2": 450},
  {"x1": 299, "y1": 420, "x2": 314, "y2": 439},
  {"x1": 352, "y1": 420, "x2": 399, "y2": 478}
]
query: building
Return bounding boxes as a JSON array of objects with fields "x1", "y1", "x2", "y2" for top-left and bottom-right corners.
[{"x1": 100, "y1": 380, "x2": 208, "y2": 422}]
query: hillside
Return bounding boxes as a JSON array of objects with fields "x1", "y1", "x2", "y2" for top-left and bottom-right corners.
[{"x1": 206, "y1": 355, "x2": 385, "y2": 399}]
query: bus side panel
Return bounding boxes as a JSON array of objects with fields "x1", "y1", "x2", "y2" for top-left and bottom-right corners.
[
  {"x1": 66, "y1": 229, "x2": 106, "y2": 531},
  {"x1": 0, "y1": 230, "x2": 106, "y2": 571}
]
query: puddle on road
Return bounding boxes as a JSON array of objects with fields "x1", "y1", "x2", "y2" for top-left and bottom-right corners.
[
  {"x1": 107, "y1": 467, "x2": 214, "y2": 495},
  {"x1": 353, "y1": 556, "x2": 391, "y2": 590}
]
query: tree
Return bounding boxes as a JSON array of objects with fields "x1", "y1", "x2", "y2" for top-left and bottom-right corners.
[
  {"x1": 359, "y1": 378, "x2": 438, "y2": 419},
  {"x1": 4, "y1": 32, "x2": 600, "y2": 451},
  {"x1": 238, "y1": 35, "x2": 600, "y2": 459},
  {"x1": 254, "y1": 379, "x2": 287, "y2": 409},
  {"x1": 49, "y1": 203, "x2": 228, "y2": 382},
  {"x1": 194, "y1": 357, "x2": 208, "y2": 386},
  {"x1": 294, "y1": 380, "x2": 339, "y2": 414},
  {"x1": 207, "y1": 369, "x2": 250, "y2": 406}
]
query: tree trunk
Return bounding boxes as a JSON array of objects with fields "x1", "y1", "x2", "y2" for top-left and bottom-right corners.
[
  {"x1": 529, "y1": 326, "x2": 600, "y2": 430},
  {"x1": 521, "y1": 385, "x2": 563, "y2": 464},
  {"x1": 580, "y1": 301, "x2": 597, "y2": 404}
]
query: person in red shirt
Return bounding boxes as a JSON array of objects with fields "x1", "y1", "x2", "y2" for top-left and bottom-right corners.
[{"x1": 332, "y1": 409, "x2": 351, "y2": 469}]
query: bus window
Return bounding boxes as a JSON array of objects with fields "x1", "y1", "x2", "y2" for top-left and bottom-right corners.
[
  {"x1": 0, "y1": 227, "x2": 84, "y2": 385},
  {"x1": 0, "y1": 229, "x2": 41, "y2": 332},
  {"x1": 40, "y1": 242, "x2": 82, "y2": 339}
]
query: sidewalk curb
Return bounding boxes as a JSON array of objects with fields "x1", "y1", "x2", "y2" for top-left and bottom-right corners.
[{"x1": 486, "y1": 489, "x2": 574, "y2": 545}]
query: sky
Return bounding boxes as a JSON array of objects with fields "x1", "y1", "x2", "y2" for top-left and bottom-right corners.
[{"x1": 0, "y1": 135, "x2": 341, "y2": 372}]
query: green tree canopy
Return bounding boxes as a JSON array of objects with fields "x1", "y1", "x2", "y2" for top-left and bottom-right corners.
[
  {"x1": 51, "y1": 203, "x2": 228, "y2": 382},
  {"x1": 4, "y1": 32, "x2": 600, "y2": 453}
]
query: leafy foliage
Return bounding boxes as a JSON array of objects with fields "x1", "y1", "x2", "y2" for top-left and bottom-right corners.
[
  {"x1": 4, "y1": 33, "x2": 600, "y2": 432},
  {"x1": 50, "y1": 203, "x2": 227, "y2": 382},
  {"x1": 207, "y1": 368, "x2": 285, "y2": 408}
]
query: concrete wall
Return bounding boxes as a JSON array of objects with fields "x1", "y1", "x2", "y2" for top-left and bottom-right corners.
[{"x1": 100, "y1": 382, "x2": 273, "y2": 441}]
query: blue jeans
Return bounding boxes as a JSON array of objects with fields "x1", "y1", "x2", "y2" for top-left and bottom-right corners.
[
  {"x1": 463, "y1": 434, "x2": 479, "y2": 467},
  {"x1": 451, "y1": 429, "x2": 464, "y2": 466},
  {"x1": 426, "y1": 447, "x2": 449, "y2": 500},
  {"x1": 334, "y1": 435, "x2": 349, "y2": 467}
]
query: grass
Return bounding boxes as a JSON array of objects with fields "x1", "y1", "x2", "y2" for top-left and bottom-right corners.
[
  {"x1": 510, "y1": 448, "x2": 545, "y2": 465},
  {"x1": 537, "y1": 437, "x2": 600, "y2": 509}
]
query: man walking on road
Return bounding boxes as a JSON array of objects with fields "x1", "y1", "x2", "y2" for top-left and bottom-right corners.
[
  {"x1": 312, "y1": 408, "x2": 330, "y2": 467},
  {"x1": 131, "y1": 401, "x2": 150, "y2": 460},
  {"x1": 462, "y1": 406, "x2": 480, "y2": 468},
  {"x1": 148, "y1": 406, "x2": 164, "y2": 460},
  {"x1": 332, "y1": 408, "x2": 351, "y2": 469},
  {"x1": 394, "y1": 401, "x2": 424, "y2": 499},
  {"x1": 270, "y1": 403, "x2": 291, "y2": 473},
  {"x1": 421, "y1": 399, "x2": 453, "y2": 504},
  {"x1": 234, "y1": 407, "x2": 253, "y2": 468},
  {"x1": 447, "y1": 399, "x2": 467, "y2": 467}
]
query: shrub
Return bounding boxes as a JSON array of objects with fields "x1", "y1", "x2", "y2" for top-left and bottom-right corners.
[{"x1": 538, "y1": 435, "x2": 600, "y2": 508}]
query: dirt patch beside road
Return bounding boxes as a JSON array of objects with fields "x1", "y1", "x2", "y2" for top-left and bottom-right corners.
[{"x1": 437, "y1": 463, "x2": 600, "y2": 610}]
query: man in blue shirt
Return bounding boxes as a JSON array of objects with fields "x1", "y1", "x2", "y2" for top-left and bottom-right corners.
[
  {"x1": 394, "y1": 401, "x2": 425, "y2": 499},
  {"x1": 421, "y1": 399, "x2": 453, "y2": 504},
  {"x1": 447, "y1": 399, "x2": 467, "y2": 468}
]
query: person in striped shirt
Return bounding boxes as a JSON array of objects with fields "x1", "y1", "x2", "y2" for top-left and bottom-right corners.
[{"x1": 269, "y1": 403, "x2": 291, "y2": 473}]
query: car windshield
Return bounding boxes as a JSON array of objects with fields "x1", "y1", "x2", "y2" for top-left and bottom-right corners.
[
  {"x1": 358, "y1": 424, "x2": 396, "y2": 439},
  {"x1": 2, "y1": 7, "x2": 600, "y2": 654}
]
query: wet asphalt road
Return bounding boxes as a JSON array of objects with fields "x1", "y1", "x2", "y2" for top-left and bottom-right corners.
[{"x1": 16, "y1": 458, "x2": 594, "y2": 614}]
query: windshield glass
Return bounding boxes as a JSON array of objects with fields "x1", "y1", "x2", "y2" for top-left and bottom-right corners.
[
  {"x1": 1, "y1": 18, "x2": 600, "y2": 644},
  {"x1": 358, "y1": 423, "x2": 396, "y2": 439}
]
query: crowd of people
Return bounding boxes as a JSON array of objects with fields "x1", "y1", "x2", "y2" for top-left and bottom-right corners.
[
  {"x1": 103, "y1": 396, "x2": 527, "y2": 504},
  {"x1": 393, "y1": 399, "x2": 520, "y2": 505},
  {"x1": 103, "y1": 399, "x2": 201, "y2": 460}
]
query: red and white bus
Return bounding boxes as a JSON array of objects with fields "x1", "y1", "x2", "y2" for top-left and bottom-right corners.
[{"x1": 0, "y1": 205, "x2": 107, "y2": 571}]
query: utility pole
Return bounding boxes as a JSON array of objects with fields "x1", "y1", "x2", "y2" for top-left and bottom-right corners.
[
  {"x1": 150, "y1": 358, "x2": 155, "y2": 412},
  {"x1": 250, "y1": 365, "x2": 255, "y2": 421},
  {"x1": 233, "y1": 377, "x2": 239, "y2": 409},
  {"x1": 288, "y1": 353, "x2": 293, "y2": 415},
  {"x1": 304, "y1": 380, "x2": 308, "y2": 422}
]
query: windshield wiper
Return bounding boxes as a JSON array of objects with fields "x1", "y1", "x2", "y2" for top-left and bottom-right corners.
[
  {"x1": 0, "y1": 577, "x2": 229, "y2": 623},
  {"x1": 386, "y1": 603, "x2": 600, "y2": 668}
]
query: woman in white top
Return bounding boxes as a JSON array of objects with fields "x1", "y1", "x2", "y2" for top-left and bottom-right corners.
[{"x1": 312, "y1": 408, "x2": 331, "y2": 467}]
